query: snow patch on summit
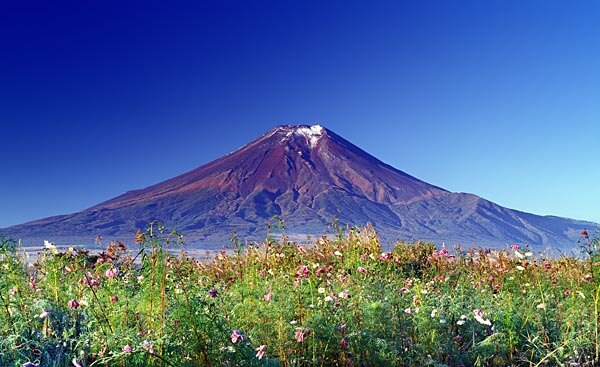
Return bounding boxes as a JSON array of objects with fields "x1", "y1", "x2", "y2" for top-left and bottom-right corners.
[{"x1": 295, "y1": 125, "x2": 324, "y2": 148}]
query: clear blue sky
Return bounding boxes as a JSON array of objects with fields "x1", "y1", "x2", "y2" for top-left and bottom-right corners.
[{"x1": 1, "y1": 0, "x2": 599, "y2": 228}]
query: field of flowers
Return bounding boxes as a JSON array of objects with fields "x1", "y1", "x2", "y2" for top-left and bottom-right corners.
[{"x1": 0, "y1": 225, "x2": 598, "y2": 367}]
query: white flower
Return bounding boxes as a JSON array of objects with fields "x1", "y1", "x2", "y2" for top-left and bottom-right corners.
[
  {"x1": 430, "y1": 309, "x2": 437, "y2": 318},
  {"x1": 404, "y1": 308, "x2": 414, "y2": 315},
  {"x1": 289, "y1": 320, "x2": 297, "y2": 325},
  {"x1": 317, "y1": 287, "x2": 326, "y2": 294},
  {"x1": 516, "y1": 266, "x2": 525, "y2": 271},
  {"x1": 457, "y1": 319, "x2": 466, "y2": 325},
  {"x1": 473, "y1": 309, "x2": 492, "y2": 326},
  {"x1": 525, "y1": 252, "x2": 534, "y2": 257},
  {"x1": 324, "y1": 295, "x2": 334, "y2": 302},
  {"x1": 514, "y1": 251, "x2": 525, "y2": 259},
  {"x1": 536, "y1": 303, "x2": 546, "y2": 310},
  {"x1": 334, "y1": 251, "x2": 342, "y2": 257},
  {"x1": 44, "y1": 240, "x2": 58, "y2": 254}
]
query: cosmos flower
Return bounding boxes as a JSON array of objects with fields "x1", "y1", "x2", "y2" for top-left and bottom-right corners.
[
  {"x1": 357, "y1": 267, "x2": 366, "y2": 273},
  {"x1": 105, "y1": 268, "x2": 118, "y2": 279},
  {"x1": 39, "y1": 310, "x2": 50, "y2": 319},
  {"x1": 295, "y1": 328, "x2": 310, "y2": 342},
  {"x1": 510, "y1": 244, "x2": 520, "y2": 250},
  {"x1": 255, "y1": 345, "x2": 266, "y2": 360},
  {"x1": 230, "y1": 329, "x2": 244, "y2": 343},
  {"x1": 263, "y1": 293, "x2": 272, "y2": 302},
  {"x1": 473, "y1": 309, "x2": 492, "y2": 326},
  {"x1": 67, "y1": 299, "x2": 80, "y2": 309},
  {"x1": 338, "y1": 290, "x2": 350, "y2": 299},
  {"x1": 123, "y1": 344, "x2": 133, "y2": 353}
]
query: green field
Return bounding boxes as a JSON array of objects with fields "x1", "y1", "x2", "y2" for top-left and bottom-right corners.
[{"x1": 1, "y1": 226, "x2": 598, "y2": 366}]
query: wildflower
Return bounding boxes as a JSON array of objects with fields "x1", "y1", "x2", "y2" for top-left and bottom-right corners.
[
  {"x1": 263, "y1": 293, "x2": 272, "y2": 302},
  {"x1": 338, "y1": 289, "x2": 350, "y2": 299},
  {"x1": 400, "y1": 287, "x2": 409, "y2": 294},
  {"x1": 22, "y1": 363, "x2": 38, "y2": 367},
  {"x1": 456, "y1": 314, "x2": 467, "y2": 326},
  {"x1": 123, "y1": 344, "x2": 132, "y2": 353},
  {"x1": 137, "y1": 275, "x2": 144, "y2": 283},
  {"x1": 72, "y1": 358, "x2": 82, "y2": 367},
  {"x1": 295, "y1": 327, "x2": 310, "y2": 342},
  {"x1": 544, "y1": 263, "x2": 551, "y2": 269},
  {"x1": 511, "y1": 244, "x2": 520, "y2": 250},
  {"x1": 142, "y1": 340, "x2": 154, "y2": 353},
  {"x1": 105, "y1": 268, "x2": 118, "y2": 279},
  {"x1": 324, "y1": 295, "x2": 334, "y2": 302},
  {"x1": 110, "y1": 296, "x2": 118, "y2": 303},
  {"x1": 516, "y1": 265, "x2": 525, "y2": 271},
  {"x1": 208, "y1": 288, "x2": 219, "y2": 298},
  {"x1": 524, "y1": 252, "x2": 533, "y2": 257},
  {"x1": 357, "y1": 266, "x2": 366, "y2": 273},
  {"x1": 514, "y1": 251, "x2": 525, "y2": 259},
  {"x1": 255, "y1": 345, "x2": 266, "y2": 360},
  {"x1": 317, "y1": 287, "x2": 326, "y2": 294},
  {"x1": 230, "y1": 329, "x2": 244, "y2": 343},
  {"x1": 536, "y1": 303, "x2": 546, "y2": 310},
  {"x1": 339, "y1": 337, "x2": 348, "y2": 349},
  {"x1": 581, "y1": 230, "x2": 589, "y2": 237},
  {"x1": 473, "y1": 309, "x2": 492, "y2": 326},
  {"x1": 334, "y1": 250, "x2": 342, "y2": 257},
  {"x1": 430, "y1": 309, "x2": 437, "y2": 318},
  {"x1": 67, "y1": 299, "x2": 80, "y2": 309},
  {"x1": 564, "y1": 289, "x2": 572, "y2": 296},
  {"x1": 39, "y1": 310, "x2": 50, "y2": 319},
  {"x1": 294, "y1": 266, "x2": 310, "y2": 279},
  {"x1": 584, "y1": 274, "x2": 593, "y2": 282},
  {"x1": 28, "y1": 277, "x2": 36, "y2": 290},
  {"x1": 439, "y1": 318, "x2": 447, "y2": 324},
  {"x1": 404, "y1": 308, "x2": 414, "y2": 315},
  {"x1": 44, "y1": 240, "x2": 58, "y2": 254},
  {"x1": 84, "y1": 272, "x2": 100, "y2": 287}
]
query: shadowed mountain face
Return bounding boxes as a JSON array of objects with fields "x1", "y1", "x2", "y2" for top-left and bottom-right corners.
[{"x1": 3, "y1": 125, "x2": 594, "y2": 251}]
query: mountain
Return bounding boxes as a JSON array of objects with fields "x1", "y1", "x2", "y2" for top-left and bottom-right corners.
[{"x1": 3, "y1": 125, "x2": 594, "y2": 252}]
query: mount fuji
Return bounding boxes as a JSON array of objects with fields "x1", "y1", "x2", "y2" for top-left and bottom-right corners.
[{"x1": 3, "y1": 125, "x2": 593, "y2": 251}]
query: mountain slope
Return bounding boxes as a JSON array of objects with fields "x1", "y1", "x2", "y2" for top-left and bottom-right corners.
[{"x1": 3, "y1": 125, "x2": 594, "y2": 251}]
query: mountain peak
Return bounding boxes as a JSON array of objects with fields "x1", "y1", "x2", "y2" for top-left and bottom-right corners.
[{"x1": 269, "y1": 124, "x2": 326, "y2": 148}]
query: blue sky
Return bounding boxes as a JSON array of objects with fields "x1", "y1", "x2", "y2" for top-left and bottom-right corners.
[{"x1": 1, "y1": 0, "x2": 599, "y2": 228}]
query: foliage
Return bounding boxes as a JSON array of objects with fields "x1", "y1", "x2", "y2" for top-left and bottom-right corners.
[{"x1": 0, "y1": 225, "x2": 598, "y2": 366}]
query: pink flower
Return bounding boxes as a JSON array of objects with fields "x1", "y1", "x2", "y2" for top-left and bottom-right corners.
[
  {"x1": 263, "y1": 293, "x2": 272, "y2": 302},
  {"x1": 105, "y1": 268, "x2": 118, "y2": 279},
  {"x1": 510, "y1": 244, "x2": 520, "y2": 250},
  {"x1": 338, "y1": 290, "x2": 350, "y2": 299},
  {"x1": 123, "y1": 344, "x2": 133, "y2": 353},
  {"x1": 39, "y1": 310, "x2": 50, "y2": 319},
  {"x1": 295, "y1": 327, "x2": 310, "y2": 342},
  {"x1": 544, "y1": 263, "x2": 551, "y2": 269},
  {"x1": 111, "y1": 296, "x2": 119, "y2": 303},
  {"x1": 230, "y1": 329, "x2": 244, "y2": 343},
  {"x1": 255, "y1": 344, "x2": 266, "y2": 360},
  {"x1": 357, "y1": 267, "x2": 366, "y2": 274},
  {"x1": 67, "y1": 299, "x2": 80, "y2": 309},
  {"x1": 564, "y1": 289, "x2": 572, "y2": 296}
]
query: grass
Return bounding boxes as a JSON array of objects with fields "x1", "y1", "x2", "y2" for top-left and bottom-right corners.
[{"x1": 0, "y1": 224, "x2": 598, "y2": 366}]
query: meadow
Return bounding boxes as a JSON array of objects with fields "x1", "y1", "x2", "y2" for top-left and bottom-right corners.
[{"x1": 0, "y1": 224, "x2": 598, "y2": 367}]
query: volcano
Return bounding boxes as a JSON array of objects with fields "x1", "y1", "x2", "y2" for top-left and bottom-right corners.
[{"x1": 3, "y1": 125, "x2": 594, "y2": 251}]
